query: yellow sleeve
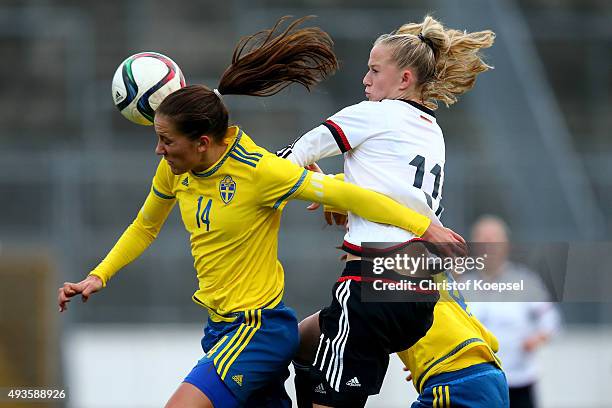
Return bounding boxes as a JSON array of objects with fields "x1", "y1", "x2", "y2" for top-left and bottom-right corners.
[
  {"x1": 323, "y1": 173, "x2": 347, "y2": 216},
  {"x1": 255, "y1": 154, "x2": 312, "y2": 210},
  {"x1": 151, "y1": 158, "x2": 177, "y2": 199},
  {"x1": 295, "y1": 172, "x2": 431, "y2": 237},
  {"x1": 89, "y1": 160, "x2": 177, "y2": 286}
]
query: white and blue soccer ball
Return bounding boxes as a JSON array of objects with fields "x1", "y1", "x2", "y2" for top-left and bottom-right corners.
[{"x1": 112, "y1": 52, "x2": 186, "y2": 125}]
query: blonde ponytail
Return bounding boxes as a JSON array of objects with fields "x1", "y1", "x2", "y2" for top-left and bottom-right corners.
[{"x1": 377, "y1": 15, "x2": 495, "y2": 109}]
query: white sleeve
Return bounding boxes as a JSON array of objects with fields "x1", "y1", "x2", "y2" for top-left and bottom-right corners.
[
  {"x1": 278, "y1": 125, "x2": 342, "y2": 167},
  {"x1": 277, "y1": 102, "x2": 376, "y2": 166}
]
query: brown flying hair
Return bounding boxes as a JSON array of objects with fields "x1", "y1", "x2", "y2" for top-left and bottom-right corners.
[{"x1": 157, "y1": 16, "x2": 338, "y2": 142}]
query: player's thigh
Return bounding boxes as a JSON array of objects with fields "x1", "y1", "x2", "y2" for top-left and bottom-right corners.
[
  {"x1": 183, "y1": 359, "x2": 240, "y2": 408},
  {"x1": 165, "y1": 382, "x2": 214, "y2": 408},
  {"x1": 296, "y1": 311, "x2": 321, "y2": 364}
]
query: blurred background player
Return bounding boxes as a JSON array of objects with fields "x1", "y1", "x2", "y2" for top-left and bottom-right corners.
[
  {"x1": 280, "y1": 15, "x2": 507, "y2": 408},
  {"x1": 57, "y1": 16, "x2": 466, "y2": 408},
  {"x1": 467, "y1": 215, "x2": 562, "y2": 408}
]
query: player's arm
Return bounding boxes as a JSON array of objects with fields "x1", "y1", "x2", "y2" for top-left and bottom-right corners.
[
  {"x1": 523, "y1": 303, "x2": 561, "y2": 352},
  {"x1": 294, "y1": 170, "x2": 464, "y2": 254},
  {"x1": 296, "y1": 171, "x2": 431, "y2": 236},
  {"x1": 277, "y1": 103, "x2": 370, "y2": 167},
  {"x1": 58, "y1": 160, "x2": 177, "y2": 312},
  {"x1": 259, "y1": 156, "x2": 466, "y2": 256},
  {"x1": 296, "y1": 172, "x2": 466, "y2": 256},
  {"x1": 262, "y1": 154, "x2": 427, "y2": 232},
  {"x1": 278, "y1": 124, "x2": 343, "y2": 167},
  {"x1": 320, "y1": 172, "x2": 348, "y2": 225}
]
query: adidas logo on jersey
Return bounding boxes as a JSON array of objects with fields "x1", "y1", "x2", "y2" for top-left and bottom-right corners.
[
  {"x1": 314, "y1": 383, "x2": 326, "y2": 394},
  {"x1": 181, "y1": 176, "x2": 189, "y2": 187},
  {"x1": 232, "y1": 374, "x2": 243, "y2": 386},
  {"x1": 346, "y1": 377, "x2": 361, "y2": 387}
]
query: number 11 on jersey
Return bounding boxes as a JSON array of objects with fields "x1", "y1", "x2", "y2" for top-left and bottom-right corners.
[
  {"x1": 196, "y1": 196, "x2": 212, "y2": 231},
  {"x1": 409, "y1": 154, "x2": 444, "y2": 216}
]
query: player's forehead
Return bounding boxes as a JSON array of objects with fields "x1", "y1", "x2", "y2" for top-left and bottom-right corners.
[
  {"x1": 368, "y1": 44, "x2": 393, "y2": 67},
  {"x1": 154, "y1": 114, "x2": 175, "y2": 136}
]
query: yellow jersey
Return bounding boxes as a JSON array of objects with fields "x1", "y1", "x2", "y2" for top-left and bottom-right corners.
[
  {"x1": 398, "y1": 272, "x2": 502, "y2": 392},
  {"x1": 151, "y1": 127, "x2": 310, "y2": 318}
]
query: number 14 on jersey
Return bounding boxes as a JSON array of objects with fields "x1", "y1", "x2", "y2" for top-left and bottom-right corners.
[{"x1": 196, "y1": 196, "x2": 212, "y2": 231}]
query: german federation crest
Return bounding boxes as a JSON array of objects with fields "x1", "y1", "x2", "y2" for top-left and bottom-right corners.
[{"x1": 219, "y1": 175, "x2": 236, "y2": 204}]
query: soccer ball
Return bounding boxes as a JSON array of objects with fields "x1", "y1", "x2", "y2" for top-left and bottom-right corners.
[{"x1": 112, "y1": 52, "x2": 186, "y2": 126}]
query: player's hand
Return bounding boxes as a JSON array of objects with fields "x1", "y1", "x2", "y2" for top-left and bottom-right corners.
[
  {"x1": 522, "y1": 332, "x2": 549, "y2": 352},
  {"x1": 324, "y1": 209, "x2": 348, "y2": 226},
  {"x1": 58, "y1": 275, "x2": 103, "y2": 312},
  {"x1": 303, "y1": 164, "x2": 347, "y2": 226},
  {"x1": 402, "y1": 366, "x2": 413, "y2": 382},
  {"x1": 421, "y1": 223, "x2": 467, "y2": 258},
  {"x1": 305, "y1": 162, "x2": 324, "y2": 211}
]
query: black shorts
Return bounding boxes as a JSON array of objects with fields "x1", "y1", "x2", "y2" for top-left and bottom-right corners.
[{"x1": 310, "y1": 260, "x2": 438, "y2": 407}]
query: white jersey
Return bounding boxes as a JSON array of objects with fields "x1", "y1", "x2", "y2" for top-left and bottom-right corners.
[{"x1": 280, "y1": 99, "x2": 445, "y2": 253}]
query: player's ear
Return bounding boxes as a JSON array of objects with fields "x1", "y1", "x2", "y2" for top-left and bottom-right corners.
[
  {"x1": 196, "y1": 135, "x2": 212, "y2": 152},
  {"x1": 399, "y1": 68, "x2": 417, "y2": 91}
]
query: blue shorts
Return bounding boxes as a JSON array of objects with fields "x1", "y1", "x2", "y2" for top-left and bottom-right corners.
[
  {"x1": 412, "y1": 363, "x2": 509, "y2": 408},
  {"x1": 184, "y1": 302, "x2": 299, "y2": 407}
]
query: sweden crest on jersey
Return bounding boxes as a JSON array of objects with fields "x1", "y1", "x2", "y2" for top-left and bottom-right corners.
[{"x1": 219, "y1": 175, "x2": 236, "y2": 204}]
